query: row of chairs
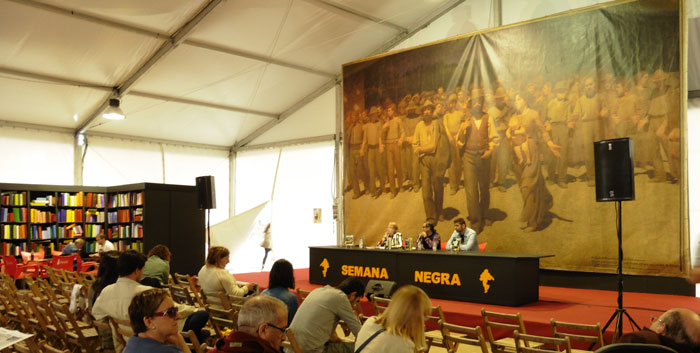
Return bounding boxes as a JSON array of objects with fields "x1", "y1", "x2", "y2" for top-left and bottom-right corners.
[
  {"x1": 168, "y1": 272, "x2": 306, "y2": 353},
  {"x1": 1, "y1": 253, "x2": 97, "y2": 280},
  {"x1": 369, "y1": 294, "x2": 605, "y2": 353}
]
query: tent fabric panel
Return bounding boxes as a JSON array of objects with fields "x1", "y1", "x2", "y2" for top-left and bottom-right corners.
[
  {"x1": 246, "y1": 64, "x2": 330, "y2": 113},
  {"x1": 89, "y1": 95, "x2": 273, "y2": 147},
  {"x1": 0, "y1": 1, "x2": 163, "y2": 86},
  {"x1": 0, "y1": 75, "x2": 109, "y2": 129},
  {"x1": 132, "y1": 44, "x2": 267, "y2": 109},
  {"x1": 270, "y1": 0, "x2": 398, "y2": 74},
  {"x1": 82, "y1": 135, "x2": 164, "y2": 186},
  {"x1": 249, "y1": 86, "x2": 337, "y2": 146},
  {"x1": 0, "y1": 126, "x2": 74, "y2": 185},
  {"x1": 188, "y1": 0, "x2": 293, "y2": 56},
  {"x1": 162, "y1": 144, "x2": 230, "y2": 224},
  {"x1": 37, "y1": 0, "x2": 209, "y2": 35},
  {"x1": 333, "y1": 0, "x2": 455, "y2": 28}
]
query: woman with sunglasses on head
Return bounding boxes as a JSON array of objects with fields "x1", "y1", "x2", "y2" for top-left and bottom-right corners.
[
  {"x1": 354, "y1": 285, "x2": 432, "y2": 353},
  {"x1": 123, "y1": 288, "x2": 191, "y2": 353}
]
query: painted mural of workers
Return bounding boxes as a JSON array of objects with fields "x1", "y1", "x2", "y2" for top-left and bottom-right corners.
[
  {"x1": 511, "y1": 94, "x2": 560, "y2": 232},
  {"x1": 457, "y1": 89, "x2": 497, "y2": 232},
  {"x1": 413, "y1": 100, "x2": 450, "y2": 222},
  {"x1": 571, "y1": 77, "x2": 608, "y2": 186},
  {"x1": 347, "y1": 111, "x2": 368, "y2": 199},
  {"x1": 383, "y1": 104, "x2": 405, "y2": 198},
  {"x1": 488, "y1": 87, "x2": 515, "y2": 192},
  {"x1": 362, "y1": 107, "x2": 386, "y2": 198},
  {"x1": 443, "y1": 94, "x2": 464, "y2": 195},
  {"x1": 544, "y1": 82, "x2": 572, "y2": 188}
]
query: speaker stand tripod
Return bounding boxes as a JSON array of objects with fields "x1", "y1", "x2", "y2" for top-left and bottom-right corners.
[{"x1": 600, "y1": 200, "x2": 640, "y2": 343}]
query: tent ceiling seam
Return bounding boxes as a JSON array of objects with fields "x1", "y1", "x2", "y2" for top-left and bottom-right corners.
[
  {"x1": 76, "y1": 0, "x2": 225, "y2": 134},
  {"x1": 232, "y1": 0, "x2": 466, "y2": 149},
  {"x1": 304, "y1": 0, "x2": 407, "y2": 33},
  {"x1": 129, "y1": 90, "x2": 278, "y2": 118}
]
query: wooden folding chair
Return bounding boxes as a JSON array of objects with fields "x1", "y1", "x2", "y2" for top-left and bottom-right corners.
[
  {"x1": 371, "y1": 295, "x2": 391, "y2": 316},
  {"x1": 12, "y1": 336, "x2": 45, "y2": 353},
  {"x1": 514, "y1": 330, "x2": 571, "y2": 353},
  {"x1": 50, "y1": 301, "x2": 101, "y2": 353},
  {"x1": 550, "y1": 319, "x2": 605, "y2": 352},
  {"x1": 32, "y1": 296, "x2": 69, "y2": 349},
  {"x1": 108, "y1": 315, "x2": 135, "y2": 349},
  {"x1": 425, "y1": 305, "x2": 447, "y2": 352},
  {"x1": 187, "y1": 274, "x2": 206, "y2": 308},
  {"x1": 484, "y1": 309, "x2": 542, "y2": 353},
  {"x1": 15, "y1": 291, "x2": 52, "y2": 342},
  {"x1": 281, "y1": 327, "x2": 304, "y2": 353},
  {"x1": 203, "y1": 291, "x2": 242, "y2": 338},
  {"x1": 170, "y1": 284, "x2": 197, "y2": 306},
  {"x1": 1, "y1": 287, "x2": 33, "y2": 332},
  {"x1": 173, "y1": 273, "x2": 190, "y2": 285},
  {"x1": 182, "y1": 329, "x2": 208, "y2": 353},
  {"x1": 296, "y1": 288, "x2": 310, "y2": 305},
  {"x1": 439, "y1": 320, "x2": 489, "y2": 353}
]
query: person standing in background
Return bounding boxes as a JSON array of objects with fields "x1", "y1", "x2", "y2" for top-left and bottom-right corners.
[{"x1": 261, "y1": 223, "x2": 272, "y2": 271}]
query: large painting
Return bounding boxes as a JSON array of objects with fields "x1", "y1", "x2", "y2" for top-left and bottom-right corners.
[{"x1": 342, "y1": 0, "x2": 686, "y2": 276}]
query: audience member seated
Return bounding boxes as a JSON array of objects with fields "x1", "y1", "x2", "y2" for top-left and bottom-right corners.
[
  {"x1": 198, "y1": 246, "x2": 257, "y2": 296},
  {"x1": 355, "y1": 285, "x2": 431, "y2": 353},
  {"x1": 124, "y1": 288, "x2": 192, "y2": 353},
  {"x1": 93, "y1": 250, "x2": 209, "y2": 352},
  {"x1": 287, "y1": 277, "x2": 364, "y2": 353},
  {"x1": 88, "y1": 250, "x2": 121, "y2": 351},
  {"x1": 61, "y1": 237, "x2": 86, "y2": 256},
  {"x1": 142, "y1": 245, "x2": 172, "y2": 288},
  {"x1": 90, "y1": 233, "x2": 115, "y2": 257},
  {"x1": 619, "y1": 308, "x2": 700, "y2": 353},
  {"x1": 261, "y1": 259, "x2": 298, "y2": 324},
  {"x1": 208, "y1": 296, "x2": 288, "y2": 353}
]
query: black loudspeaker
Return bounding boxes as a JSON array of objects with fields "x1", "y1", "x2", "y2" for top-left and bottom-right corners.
[
  {"x1": 365, "y1": 280, "x2": 397, "y2": 300},
  {"x1": 594, "y1": 138, "x2": 635, "y2": 202},
  {"x1": 196, "y1": 176, "x2": 216, "y2": 209}
]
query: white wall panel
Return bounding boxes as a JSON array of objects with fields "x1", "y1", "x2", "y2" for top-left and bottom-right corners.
[
  {"x1": 0, "y1": 126, "x2": 73, "y2": 185},
  {"x1": 163, "y1": 145, "x2": 230, "y2": 224},
  {"x1": 82, "y1": 135, "x2": 163, "y2": 186}
]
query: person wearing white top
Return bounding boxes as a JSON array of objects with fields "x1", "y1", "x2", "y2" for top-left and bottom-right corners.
[
  {"x1": 354, "y1": 285, "x2": 431, "y2": 353},
  {"x1": 198, "y1": 246, "x2": 256, "y2": 297},
  {"x1": 91, "y1": 233, "x2": 115, "y2": 257}
]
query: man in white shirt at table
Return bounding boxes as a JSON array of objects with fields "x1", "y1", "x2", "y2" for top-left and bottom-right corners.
[
  {"x1": 446, "y1": 218, "x2": 479, "y2": 252},
  {"x1": 90, "y1": 233, "x2": 115, "y2": 257}
]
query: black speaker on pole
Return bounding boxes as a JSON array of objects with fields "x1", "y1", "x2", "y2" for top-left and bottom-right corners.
[
  {"x1": 594, "y1": 138, "x2": 635, "y2": 202},
  {"x1": 196, "y1": 176, "x2": 216, "y2": 210}
]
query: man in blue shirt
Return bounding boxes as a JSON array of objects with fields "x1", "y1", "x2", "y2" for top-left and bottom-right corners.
[
  {"x1": 446, "y1": 218, "x2": 479, "y2": 251},
  {"x1": 61, "y1": 237, "x2": 86, "y2": 256}
]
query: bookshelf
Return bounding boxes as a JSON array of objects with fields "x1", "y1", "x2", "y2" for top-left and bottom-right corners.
[{"x1": 0, "y1": 183, "x2": 204, "y2": 275}]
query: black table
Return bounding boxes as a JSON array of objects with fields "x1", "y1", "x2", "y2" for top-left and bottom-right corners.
[{"x1": 309, "y1": 246, "x2": 553, "y2": 306}]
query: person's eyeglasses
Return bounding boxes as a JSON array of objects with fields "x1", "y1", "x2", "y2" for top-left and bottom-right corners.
[
  {"x1": 266, "y1": 322, "x2": 287, "y2": 334},
  {"x1": 153, "y1": 306, "x2": 178, "y2": 319}
]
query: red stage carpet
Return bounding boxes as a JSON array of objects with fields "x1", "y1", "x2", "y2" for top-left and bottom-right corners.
[{"x1": 236, "y1": 268, "x2": 699, "y2": 344}]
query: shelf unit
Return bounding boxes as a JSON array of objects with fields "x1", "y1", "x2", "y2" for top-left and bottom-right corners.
[{"x1": 0, "y1": 183, "x2": 204, "y2": 275}]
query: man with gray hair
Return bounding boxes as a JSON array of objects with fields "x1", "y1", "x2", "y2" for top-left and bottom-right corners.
[
  {"x1": 209, "y1": 296, "x2": 288, "y2": 353},
  {"x1": 620, "y1": 308, "x2": 700, "y2": 353}
]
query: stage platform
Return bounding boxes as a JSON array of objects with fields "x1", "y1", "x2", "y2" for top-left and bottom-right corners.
[{"x1": 235, "y1": 268, "x2": 700, "y2": 344}]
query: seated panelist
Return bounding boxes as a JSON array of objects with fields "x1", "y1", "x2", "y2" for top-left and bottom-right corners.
[
  {"x1": 446, "y1": 218, "x2": 479, "y2": 251},
  {"x1": 378, "y1": 222, "x2": 403, "y2": 249},
  {"x1": 416, "y1": 222, "x2": 440, "y2": 250}
]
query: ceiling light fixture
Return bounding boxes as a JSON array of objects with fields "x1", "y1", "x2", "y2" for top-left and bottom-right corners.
[{"x1": 102, "y1": 97, "x2": 126, "y2": 120}]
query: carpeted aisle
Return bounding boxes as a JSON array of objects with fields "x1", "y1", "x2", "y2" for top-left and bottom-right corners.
[{"x1": 235, "y1": 268, "x2": 700, "y2": 344}]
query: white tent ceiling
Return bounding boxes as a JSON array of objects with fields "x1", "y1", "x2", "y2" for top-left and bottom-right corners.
[
  {"x1": 0, "y1": 0, "x2": 465, "y2": 148},
  {"x1": 1, "y1": 0, "x2": 697, "y2": 150}
]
